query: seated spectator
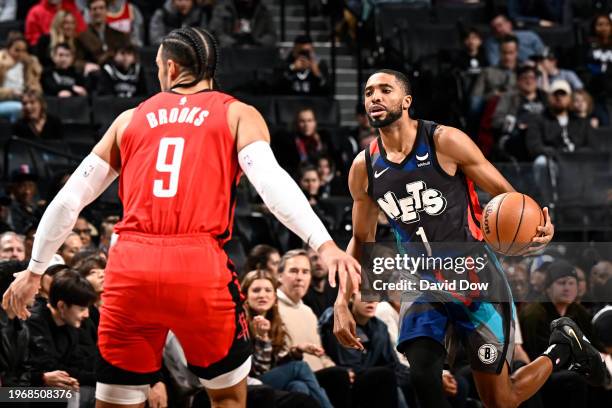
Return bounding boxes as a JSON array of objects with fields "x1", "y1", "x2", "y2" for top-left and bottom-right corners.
[
  {"x1": 506, "y1": 260, "x2": 532, "y2": 306},
  {"x1": 0, "y1": 232, "x2": 26, "y2": 261},
  {"x1": 507, "y1": 0, "x2": 571, "y2": 27},
  {"x1": 98, "y1": 214, "x2": 118, "y2": 254},
  {"x1": 246, "y1": 244, "x2": 281, "y2": 276},
  {"x1": 25, "y1": 268, "x2": 97, "y2": 400},
  {"x1": 302, "y1": 247, "x2": 337, "y2": 318},
  {"x1": 272, "y1": 108, "x2": 335, "y2": 176},
  {"x1": 77, "y1": 0, "x2": 145, "y2": 47},
  {"x1": 25, "y1": 0, "x2": 86, "y2": 47},
  {"x1": 241, "y1": 270, "x2": 333, "y2": 408},
  {"x1": 42, "y1": 43, "x2": 88, "y2": 97},
  {"x1": 535, "y1": 47, "x2": 583, "y2": 92},
  {"x1": 471, "y1": 35, "x2": 519, "y2": 114},
  {"x1": 0, "y1": 0, "x2": 16, "y2": 22},
  {"x1": 592, "y1": 306, "x2": 612, "y2": 391},
  {"x1": 319, "y1": 292, "x2": 411, "y2": 408},
  {"x1": 149, "y1": 0, "x2": 208, "y2": 46},
  {"x1": 353, "y1": 103, "x2": 376, "y2": 150},
  {"x1": 57, "y1": 232, "x2": 83, "y2": 266},
  {"x1": 35, "y1": 10, "x2": 78, "y2": 68},
  {"x1": 485, "y1": 13, "x2": 545, "y2": 65},
  {"x1": 75, "y1": 0, "x2": 130, "y2": 76},
  {"x1": 519, "y1": 260, "x2": 592, "y2": 407},
  {"x1": 73, "y1": 216, "x2": 95, "y2": 251},
  {"x1": 209, "y1": 0, "x2": 276, "y2": 48},
  {"x1": 281, "y1": 35, "x2": 330, "y2": 96},
  {"x1": 0, "y1": 194, "x2": 13, "y2": 233},
  {"x1": 317, "y1": 155, "x2": 347, "y2": 197},
  {"x1": 276, "y1": 249, "x2": 351, "y2": 408},
  {"x1": 0, "y1": 32, "x2": 43, "y2": 123},
  {"x1": 454, "y1": 27, "x2": 488, "y2": 96},
  {"x1": 584, "y1": 14, "x2": 611, "y2": 126},
  {"x1": 572, "y1": 89, "x2": 599, "y2": 129},
  {"x1": 528, "y1": 258, "x2": 552, "y2": 301},
  {"x1": 8, "y1": 166, "x2": 41, "y2": 234},
  {"x1": 575, "y1": 266, "x2": 588, "y2": 304},
  {"x1": 13, "y1": 88, "x2": 63, "y2": 140},
  {"x1": 583, "y1": 260, "x2": 612, "y2": 315},
  {"x1": 492, "y1": 65, "x2": 547, "y2": 161},
  {"x1": 23, "y1": 224, "x2": 37, "y2": 260},
  {"x1": 97, "y1": 43, "x2": 146, "y2": 97},
  {"x1": 526, "y1": 80, "x2": 592, "y2": 203},
  {"x1": 297, "y1": 164, "x2": 334, "y2": 233},
  {"x1": 0, "y1": 259, "x2": 31, "y2": 387}
]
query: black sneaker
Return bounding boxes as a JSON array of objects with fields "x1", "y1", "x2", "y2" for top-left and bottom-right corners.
[{"x1": 549, "y1": 317, "x2": 607, "y2": 386}]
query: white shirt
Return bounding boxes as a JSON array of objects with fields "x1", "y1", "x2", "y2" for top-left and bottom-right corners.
[{"x1": 3, "y1": 61, "x2": 23, "y2": 93}]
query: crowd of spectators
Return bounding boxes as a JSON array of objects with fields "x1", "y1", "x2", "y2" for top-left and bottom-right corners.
[{"x1": 0, "y1": 1, "x2": 611, "y2": 407}]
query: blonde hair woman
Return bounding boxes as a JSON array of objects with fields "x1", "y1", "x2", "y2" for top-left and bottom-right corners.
[{"x1": 35, "y1": 11, "x2": 78, "y2": 68}]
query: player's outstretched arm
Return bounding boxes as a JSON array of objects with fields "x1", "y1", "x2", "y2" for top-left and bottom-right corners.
[
  {"x1": 231, "y1": 102, "x2": 360, "y2": 295},
  {"x1": 435, "y1": 126, "x2": 554, "y2": 251},
  {"x1": 333, "y1": 152, "x2": 379, "y2": 350},
  {"x1": 1, "y1": 110, "x2": 131, "y2": 320}
]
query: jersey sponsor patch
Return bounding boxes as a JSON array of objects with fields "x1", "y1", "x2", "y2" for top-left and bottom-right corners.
[{"x1": 478, "y1": 344, "x2": 498, "y2": 364}]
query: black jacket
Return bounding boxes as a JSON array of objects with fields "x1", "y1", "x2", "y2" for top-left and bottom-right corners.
[
  {"x1": 25, "y1": 299, "x2": 96, "y2": 386},
  {"x1": 97, "y1": 61, "x2": 147, "y2": 98},
  {"x1": 0, "y1": 309, "x2": 31, "y2": 386},
  {"x1": 525, "y1": 110, "x2": 592, "y2": 159},
  {"x1": 41, "y1": 66, "x2": 87, "y2": 96}
]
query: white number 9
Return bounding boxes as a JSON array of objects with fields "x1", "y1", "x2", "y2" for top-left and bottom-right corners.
[{"x1": 153, "y1": 137, "x2": 185, "y2": 198}]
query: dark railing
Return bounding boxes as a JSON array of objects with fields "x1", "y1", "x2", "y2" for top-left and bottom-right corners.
[{"x1": 3, "y1": 136, "x2": 80, "y2": 181}]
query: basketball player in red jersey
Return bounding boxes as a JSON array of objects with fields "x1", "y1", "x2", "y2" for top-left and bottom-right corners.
[
  {"x1": 333, "y1": 70, "x2": 607, "y2": 408},
  {"x1": 2, "y1": 27, "x2": 360, "y2": 408}
]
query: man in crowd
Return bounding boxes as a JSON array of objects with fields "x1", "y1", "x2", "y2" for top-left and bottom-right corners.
[
  {"x1": 484, "y1": 13, "x2": 545, "y2": 65},
  {"x1": 0, "y1": 232, "x2": 26, "y2": 262}
]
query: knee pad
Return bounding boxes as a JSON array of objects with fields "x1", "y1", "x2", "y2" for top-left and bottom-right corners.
[{"x1": 95, "y1": 383, "x2": 150, "y2": 405}]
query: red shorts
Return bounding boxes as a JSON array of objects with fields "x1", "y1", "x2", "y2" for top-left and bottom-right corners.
[{"x1": 97, "y1": 232, "x2": 251, "y2": 384}]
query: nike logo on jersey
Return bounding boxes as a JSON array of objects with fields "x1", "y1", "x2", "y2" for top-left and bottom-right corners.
[
  {"x1": 374, "y1": 168, "x2": 390, "y2": 178},
  {"x1": 377, "y1": 180, "x2": 447, "y2": 223}
]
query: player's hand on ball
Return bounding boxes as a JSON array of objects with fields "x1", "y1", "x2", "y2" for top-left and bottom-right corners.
[
  {"x1": 318, "y1": 241, "x2": 361, "y2": 296},
  {"x1": 148, "y1": 381, "x2": 168, "y2": 408},
  {"x1": 518, "y1": 207, "x2": 555, "y2": 256},
  {"x1": 2, "y1": 270, "x2": 41, "y2": 320},
  {"x1": 333, "y1": 302, "x2": 364, "y2": 351}
]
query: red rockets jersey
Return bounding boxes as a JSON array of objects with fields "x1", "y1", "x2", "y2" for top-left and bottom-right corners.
[{"x1": 114, "y1": 90, "x2": 240, "y2": 242}]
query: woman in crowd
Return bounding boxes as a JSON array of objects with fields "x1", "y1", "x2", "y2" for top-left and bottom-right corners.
[
  {"x1": 572, "y1": 89, "x2": 599, "y2": 128},
  {"x1": 246, "y1": 244, "x2": 281, "y2": 277},
  {"x1": 241, "y1": 270, "x2": 333, "y2": 408},
  {"x1": 584, "y1": 13, "x2": 612, "y2": 126},
  {"x1": 35, "y1": 10, "x2": 78, "y2": 68},
  {"x1": 0, "y1": 32, "x2": 42, "y2": 122},
  {"x1": 12, "y1": 88, "x2": 63, "y2": 140}
]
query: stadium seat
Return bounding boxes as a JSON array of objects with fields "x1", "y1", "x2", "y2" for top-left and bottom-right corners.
[
  {"x1": 591, "y1": 127, "x2": 612, "y2": 153},
  {"x1": 274, "y1": 96, "x2": 340, "y2": 127},
  {"x1": 402, "y1": 24, "x2": 462, "y2": 62},
  {"x1": 144, "y1": 68, "x2": 161, "y2": 94},
  {"x1": 435, "y1": 3, "x2": 486, "y2": 25},
  {"x1": 234, "y1": 94, "x2": 276, "y2": 125},
  {"x1": 375, "y1": 3, "x2": 432, "y2": 41},
  {"x1": 139, "y1": 46, "x2": 158, "y2": 66},
  {"x1": 45, "y1": 96, "x2": 91, "y2": 125},
  {"x1": 216, "y1": 71, "x2": 257, "y2": 93},
  {"x1": 533, "y1": 26, "x2": 576, "y2": 49},
  {"x1": 555, "y1": 152, "x2": 609, "y2": 205},
  {"x1": 62, "y1": 123, "x2": 97, "y2": 142},
  {"x1": 0, "y1": 21, "x2": 24, "y2": 41},
  {"x1": 92, "y1": 96, "x2": 145, "y2": 131},
  {"x1": 219, "y1": 47, "x2": 281, "y2": 72}
]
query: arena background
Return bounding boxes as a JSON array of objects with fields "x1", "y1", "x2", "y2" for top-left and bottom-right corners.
[{"x1": 0, "y1": 0, "x2": 610, "y2": 407}]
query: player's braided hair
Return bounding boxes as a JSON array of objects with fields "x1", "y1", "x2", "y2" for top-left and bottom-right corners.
[{"x1": 161, "y1": 27, "x2": 219, "y2": 90}]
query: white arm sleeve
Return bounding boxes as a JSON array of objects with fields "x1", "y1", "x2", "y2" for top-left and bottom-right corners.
[
  {"x1": 28, "y1": 153, "x2": 118, "y2": 274},
  {"x1": 238, "y1": 141, "x2": 332, "y2": 251}
]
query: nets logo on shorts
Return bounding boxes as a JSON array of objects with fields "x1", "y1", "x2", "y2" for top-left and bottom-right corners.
[{"x1": 478, "y1": 344, "x2": 498, "y2": 364}]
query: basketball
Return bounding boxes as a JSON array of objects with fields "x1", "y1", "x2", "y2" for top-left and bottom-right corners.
[{"x1": 481, "y1": 192, "x2": 544, "y2": 256}]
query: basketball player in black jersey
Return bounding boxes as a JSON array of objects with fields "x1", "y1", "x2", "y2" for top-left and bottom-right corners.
[{"x1": 333, "y1": 70, "x2": 607, "y2": 408}]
